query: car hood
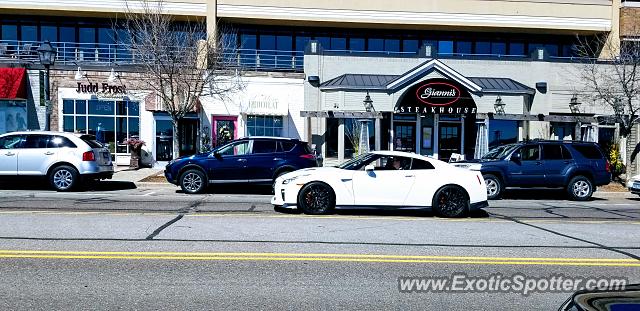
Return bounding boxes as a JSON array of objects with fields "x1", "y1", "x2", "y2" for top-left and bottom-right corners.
[
  {"x1": 279, "y1": 167, "x2": 343, "y2": 179},
  {"x1": 455, "y1": 158, "x2": 502, "y2": 164}
]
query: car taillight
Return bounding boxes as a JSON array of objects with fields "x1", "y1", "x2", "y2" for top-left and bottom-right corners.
[
  {"x1": 300, "y1": 154, "x2": 315, "y2": 160},
  {"x1": 605, "y1": 161, "x2": 611, "y2": 173},
  {"x1": 82, "y1": 151, "x2": 95, "y2": 161}
]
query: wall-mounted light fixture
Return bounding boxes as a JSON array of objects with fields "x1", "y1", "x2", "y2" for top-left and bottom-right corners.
[
  {"x1": 569, "y1": 94, "x2": 581, "y2": 113},
  {"x1": 363, "y1": 91, "x2": 374, "y2": 112},
  {"x1": 494, "y1": 96, "x2": 505, "y2": 115},
  {"x1": 107, "y1": 68, "x2": 118, "y2": 83},
  {"x1": 74, "y1": 67, "x2": 86, "y2": 80}
]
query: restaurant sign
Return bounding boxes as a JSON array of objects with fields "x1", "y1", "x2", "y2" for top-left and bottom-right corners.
[{"x1": 396, "y1": 78, "x2": 477, "y2": 115}]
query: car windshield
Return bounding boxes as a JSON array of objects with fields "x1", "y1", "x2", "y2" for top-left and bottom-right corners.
[
  {"x1": 482, "y1": 144, "x2": 519, "y2": 160},
  {"x1": 336, "y1": 153, "x2": 376, "y2": 170}
]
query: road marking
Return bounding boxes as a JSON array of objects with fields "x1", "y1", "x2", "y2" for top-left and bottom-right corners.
[
  {"x1": 0, "y1": 210, "x2": 639, "y2": 225},
  {"x1": 142, "y1": 191, "x2": 157, "y2": 197},
  {"x1": 0, "y1": 250, "x2": 637, "y2": 266}
]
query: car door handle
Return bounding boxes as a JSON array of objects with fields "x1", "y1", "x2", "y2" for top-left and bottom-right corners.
[
  {"x1": 536, "y1": 161, "x2": 542, "y2": 165},
  {"x1": 44, "y1": 151, "x2": 55, "y2": 155},
  {"x1": 5, "y1": 152, "x2": 15, "y2": 156},
  {"x1": 405, "y1": 175, "x2": 415, "y2": 178},
  {"x1": 273, "y1": 158, "x2": 283, "y2": 161},
  {"x1": 237, "y1": 158, "x2": 247, "y2": 162},
  {"x1": 564, "y1": 161, "x2": 573, "y2": 164}
]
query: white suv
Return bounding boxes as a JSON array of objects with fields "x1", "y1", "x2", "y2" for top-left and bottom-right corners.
[{"x1": 0, "y1": 131, "x2": 113, "y2": 191}]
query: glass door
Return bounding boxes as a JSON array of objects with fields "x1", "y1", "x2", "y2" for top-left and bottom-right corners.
[
  {"x1": 155, "y1": 120, "x2": 173, "y2": 161},
  {"x1": 178, "y1": 118, "x2": 198, "y2": 157},
  {"x1": 394, "y1": 123, "x2": 416, "y2": 152},
  {"x1": 438, "y1": 123, "x2": 462, "y2": 161},
  {"x1": 212, "y1": 116, "x2": 238, "y2": 147}
]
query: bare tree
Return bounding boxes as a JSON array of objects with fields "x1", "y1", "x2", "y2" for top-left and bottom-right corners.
[
  {"x1": 576, "y1": 35, "x2": 640, "y2": 139},
  {"x1": 119, "y1": 0, "x2": 242, "y2": 159}
]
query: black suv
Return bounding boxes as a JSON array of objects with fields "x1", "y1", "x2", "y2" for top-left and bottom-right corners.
[
  {"x1": 164, "y1": 137, "x2": 318, "y2": 194},
  {"x1": 455, "y1": 140, "x2": 611, "y2": 201}
]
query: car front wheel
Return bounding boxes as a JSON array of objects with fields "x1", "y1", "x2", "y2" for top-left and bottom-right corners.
[
  {"x1": 433, "y1": 186, "x2": 469, "y2": 218},
  {"x1": 49, "y1": 165, "x2": 79, "y2": 192},
  {"x1": 567, "y1": 176, "x2": 593, "y2": 201},
  {"x1": 483, "y1": 174, "x2": 503, "y2": 200},
  {"x1": 180, "y1": 169, "x2": 206, "y2": 194},
  {"x1": 297, "y1": 182, "x2": 335, "y2": 215}
]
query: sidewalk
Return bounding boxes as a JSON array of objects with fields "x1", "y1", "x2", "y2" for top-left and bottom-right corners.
[{"x1": 112, "y1": 166, "x2": 165, "y2": 184}]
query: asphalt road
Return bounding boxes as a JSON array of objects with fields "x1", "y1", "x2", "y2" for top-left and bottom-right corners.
[{"x1": 0, "y1": 180, "x2": 639, "y2": 310}]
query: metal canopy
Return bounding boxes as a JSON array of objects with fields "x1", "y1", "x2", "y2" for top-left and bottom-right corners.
[
  {"x1": 318, "y1": 73, "x2": 534, "y2": 96},
  {"x1": 467, "y1": 77, "x2": 536, "y2": 95},
  {"x1": 319, "y1": 74, "x2": 398, "y2": 91}
]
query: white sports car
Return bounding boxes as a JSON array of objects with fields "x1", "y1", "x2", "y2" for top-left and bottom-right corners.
[{"x1": 271, "y1": 151, "x2": 488, "y2": 217}]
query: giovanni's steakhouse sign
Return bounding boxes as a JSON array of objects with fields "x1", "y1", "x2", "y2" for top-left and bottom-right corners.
[{"x1": 395, "y1": 79, "x2": 477, "y2": 114}]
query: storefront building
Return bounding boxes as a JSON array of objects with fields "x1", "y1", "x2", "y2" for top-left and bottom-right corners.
[{"x1": 302, "y1": 43, "x2": 621, "y2": 164}]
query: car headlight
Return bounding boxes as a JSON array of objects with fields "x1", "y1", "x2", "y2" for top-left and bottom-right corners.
[{"x1": 282, "y1": 174, "x2": 310, "y2": 185}]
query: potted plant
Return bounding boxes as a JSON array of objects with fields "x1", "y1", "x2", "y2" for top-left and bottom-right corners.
[{"x1": 123, "y1": 136, "x2": 146, "y2": 169}]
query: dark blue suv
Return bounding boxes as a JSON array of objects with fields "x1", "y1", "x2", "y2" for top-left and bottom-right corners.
[
  {"x1": 455, "y1": 140, "x2": 611, "y2": 201},
  {"x1": 164, "y1": 137, "x2": 318, "y2": 194}
]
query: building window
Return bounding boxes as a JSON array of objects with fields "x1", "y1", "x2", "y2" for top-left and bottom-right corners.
[
  {"x1": 488, "y1": 120, "x2": 519, "y2": 148},
  {"x1": 246, "y1": 115, "x2": 283, "y2": 137},
  {"x1": 0, "y1": 100, "x2": 28, "y2": 134},
  {"x1": 551, "y1": 122, "x2": 576, "y2": 141},
  {"x1": 62, "y1": 99, "x2": 140, "y2": 155}
]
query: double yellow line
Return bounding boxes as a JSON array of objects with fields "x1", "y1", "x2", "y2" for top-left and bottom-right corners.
[{"x1": 0, "y1": 250, "x2": 638, "y2": 267}]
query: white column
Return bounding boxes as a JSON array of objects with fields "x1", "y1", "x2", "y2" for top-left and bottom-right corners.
[
  {"x1": 415, "y1": 114, "x2": 421, "y2": 153},
  {"x1": 375, "y1": 117, "x2": 381, "y2": 151},
  {"x1": 433, "y1": 115, "x2": 439, "y2": 159},
  {"x1": 338, "y1": 118, "x2": 345, "y2": 162},
  {"x1": 460, "y1": 115, "x2": 465, "y2": 156}
]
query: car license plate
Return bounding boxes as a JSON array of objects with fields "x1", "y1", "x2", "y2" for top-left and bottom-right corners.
[{"x1": 103, "y1": 153, "x2": 110, "y2": 161}]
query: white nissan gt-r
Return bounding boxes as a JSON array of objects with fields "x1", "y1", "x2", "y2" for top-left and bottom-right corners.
[{"x1": 271, "y1": 151, "x2": 488, "y2": 217}]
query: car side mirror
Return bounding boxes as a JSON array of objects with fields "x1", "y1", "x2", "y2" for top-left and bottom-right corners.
[
  {"x1": 365, "y1": 164, "x2": 375, "y2": 171},
  {"x1": 212, "y1": 151, "x2": 222, "y2": 159},
  {"x1": 511, "y1": 153, "x2": 521, "y2": 162}
]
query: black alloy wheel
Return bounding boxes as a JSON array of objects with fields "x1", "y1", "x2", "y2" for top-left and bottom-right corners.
[
  {"x1": 297, "y1": 182, "x2": 335, "y2": 215},
  {"x1": 433, "y1": 186, "x2": 469, "y2": 218}
]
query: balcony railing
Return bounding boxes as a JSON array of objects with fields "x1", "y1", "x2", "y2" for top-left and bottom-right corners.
[{"x1": 0, "y1": 40, "x2": 305, "y2": 72}]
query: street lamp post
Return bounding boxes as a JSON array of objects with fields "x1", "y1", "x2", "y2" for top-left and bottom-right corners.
[{"x1": 37, "y1": 40, "x2": 57, "y2": 131}]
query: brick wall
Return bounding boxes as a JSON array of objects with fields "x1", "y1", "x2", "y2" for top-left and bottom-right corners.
[{"x1": 620, "y1": 7, "x2": 640, "y2": 37}]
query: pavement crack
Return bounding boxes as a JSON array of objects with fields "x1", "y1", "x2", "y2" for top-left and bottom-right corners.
[
  {"x1": 145, "y1": 215, "x2": 184, "y2": 240},
  {"x1": 489, "y1": 211, "x2": 640, "y2": 261},
  {"x1": 145, "y1": 198, "x2": 206, "y2": 240}
]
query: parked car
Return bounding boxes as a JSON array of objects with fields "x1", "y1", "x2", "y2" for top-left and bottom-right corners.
[
  {"x1": 164, "y1": 137, "x2": 318, "y2": 194},
  {"x1": 627, "y1": 174, "x2": 640, "y2": 196},
  {"x1": 272, "y1": 151, "x2": 488, "y2": 217},
  {"x1": 0, "y1": 131, "x2": 113, "y2": 191},
  {"x1": 559, "y1": 283, "x2": 639, "y2": 311},
  {"x1": 453, "y1": 140, "x2": 611, "y2": 201}
]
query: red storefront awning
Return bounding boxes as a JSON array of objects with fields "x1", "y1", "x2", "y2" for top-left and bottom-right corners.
[{"x1": 0, "y1": 68, "x2": 27, "y2": 100}]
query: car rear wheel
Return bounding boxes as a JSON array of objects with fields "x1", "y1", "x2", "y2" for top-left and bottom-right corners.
[
  {"x1": 433, "y1": 186, "x2": 469, "y2": 218},
  {"x1": 483, "y1": 174, "x2": 503, "y2": 200},
  {"x1": 180, "y1": 169, "x2": 206, "y2": 194},
  {"x1": 297, "y1": 182, "x2": 335, "y2": 215},
  {"x1": 567, "y1": 176, "x2": 593, "y2": 201},
  {"x1": 49, "y1": 165, "x2": 79, "y2": 192}
]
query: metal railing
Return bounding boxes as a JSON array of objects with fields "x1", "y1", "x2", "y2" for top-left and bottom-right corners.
[
  {"x1": 0, "y1": 40, "x2": 596, "y2": 71},
  {"x1": 0, "y1": 40, "x2": 306, "y2": 72}
]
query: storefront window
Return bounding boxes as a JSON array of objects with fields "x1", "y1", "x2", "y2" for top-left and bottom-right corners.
[
  {"x1": 326, "y1": 118, "x2": 376, "y2": 158},
  {"x1": 62, "y1": 99, "x2": 140, "y2": 155},
  {"x1": 246, "y1": 115, "x2": 283, "y2": 137},
  {"x1": 488, "y1": 120, "x2": 519, "y2": 148},
  {"x1": 0, "y1": 100, "x2": 28, "y2": 134}
]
